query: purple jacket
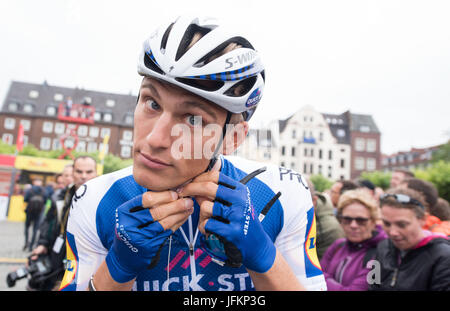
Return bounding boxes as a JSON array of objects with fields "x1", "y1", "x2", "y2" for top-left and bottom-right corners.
[{"x1": 320, "y1": 225, "x2": 387, "y2": 291}]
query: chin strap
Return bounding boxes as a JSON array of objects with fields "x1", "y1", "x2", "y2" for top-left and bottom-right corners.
[{"x1": 205, "y1": 112, "x2": 233, "y2": 172}]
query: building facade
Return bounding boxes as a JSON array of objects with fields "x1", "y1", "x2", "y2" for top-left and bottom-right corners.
[
  {"x1": 381, "y1": 143, "x2": 443, "y2": 172},
  {"x1": 1, "y1": 81, "x2": 137, "y2": 159}
]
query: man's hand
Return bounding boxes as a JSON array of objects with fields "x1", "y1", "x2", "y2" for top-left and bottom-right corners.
[
  {"x1": 105, "y1": 190, "x2": 193, "y2": 283},
  {"x1": 178, "y1": 171, "x2": 276, "y2": 273},
  {"x1": 29, "y1": 245, "x2": 48, "y2": 262}
]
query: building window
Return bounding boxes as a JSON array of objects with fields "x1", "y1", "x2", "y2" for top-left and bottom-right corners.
[
  {"x1": 291, "y1": 146, "x2": 296, "y2": 157},
  {"x1": 337, "y1": 129, "x2": 346, "y2": 138},
  {"x1": 76, "y1": 141, "x2": 86, "y2": 152},
  {"x1": 4, "y1": 118, "x2": 16, "y2": 130},
  {"x1": 355, "y1": 138, "x2": 365, "y2": 151},
  {"x1": 46, "y1": 106, "x2": 57, "y2": 116},
  {"x1": 54, "y1": 93, "x2": 63, "y2": 101},
  {"x1": 367, "y1": 158, "x2": 376, "y2": 171},
  {"x1": 20, "y1": 120, "x2": 31, "y2": 131},
  {"x1": 103, "y1": 113, "x2": 113, "y2": 122},
  {"x1": 292, "y1": 129, "x2": 296, "y2": 139},
  {"x1": 310, "y1": 148, "x2": 314, "y2": 157},
  {"x1": 99, "y1": 143, "x2": 109, "y2": 154},
  {"x1": 280, "y1": 161, "x2": 285, "y2": 167},
  {"x1": 106, "y1": 99, "x2": 115, "y2": 107},
  {"x1": 78, "y1": 125, "x2": 88, "y2": 137},
  {"x1": 291, "y1": 162, "x2": 295, "y2": 169},
  {"x1": 23, "y1": 135, "x2": 29, "y2": 146},
  {"x1": 340, "y1": 159, "x2": 345, "y2": 168},
  {"x1": 328, "y1": 150, "x2": 333, "y2": 160},
  {"x1": 122, "y1": 130, "x2": 133, "y2": 141},
  {"x1": 304, "y1": 148, "x2": 307, "y2": 157},
  {"x1": 360, "y1": 125, "x2": 370, "y2": 133},
  {"x1": 367, "y1": 139, "x2": 377, "y2": 152},
  {"x1": 8, "y1": 102, "x2": 19, "y2": 112},
  {"x1": 40, "y1": 137, "x2": 51, "y2": 150},
  {"x1": 89, "y1": 126, "x2": 99, "y2": 138},
  {"x1": 281, "y1": 146, "x2": 285, "y2": 156},
  {"x1": 87, "y1": 142, "x2": 98, "y2": 153},
  {"x1": 55, "y1": 123, "x2": 65, "y2": 134},
  {"x1": 28, "y1": 90, "x2": 39, "y2": 99},
  {"x1": 23, "y1": 103, "x2": 34, "y2": 113},
  {"x1": 94, "y1": 112, "x2": 102, "y2": 121},
  {"x1": 42, "y1": 122, "x2": 53, "y2": 133},
  {"x1": 319, "y1": 149, "x2": 322, "y2": 159},
  {"x1": 121, "y1": 146, "x2": 132, "y2": 158},
  {"x1": 303, "y1": 163, "x2": 307, "y2": 174},
  {"x1": 52, "y1": 139, "x2": 61, "y2": 150},
  {"x1": 318, "y1": 164, "x2": 322, "y2": 174},
  {"x1": 2, "y1": 133, "x2": 13, "y2": 145},
  {"x1": 101, "y1": 127, "x2": 111, "y2": 138},
  {"x1": 319, "y1": 132, "x2": 323, "y2": 141},
  {"x1": 355, "y1": 157, "x2": 365, "y2": 170},
  {"x1": 310, "y1": 163, "x2": 314, "y2": 174}
]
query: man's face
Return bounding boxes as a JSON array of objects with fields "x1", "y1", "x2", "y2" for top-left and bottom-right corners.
[
  {"x1": 73, "y1": 158, "x2": 97, "y2": 189},
  {"x1": 55, "y1": 176, "x2": 65, "y2": 190},
  {"x1": 133, "y1": 78, "x2": 230, "y2": 191},
  {"x1": 380, "y1": 205, "x2": 425, "y2": 250},
  {"x1": 330, "y1": 182, "x2": 342, "y2": 207},
  {"x1": 390, "y1": 171, "x2": 406, "y2": 188},
  {"x1": 62, "y1": 166, "x2": 74, "y2": 186}
]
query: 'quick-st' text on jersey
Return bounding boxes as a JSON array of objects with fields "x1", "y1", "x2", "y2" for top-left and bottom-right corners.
[{"x1": 60, "y1": 156, "x2": 327, "y2": 291}]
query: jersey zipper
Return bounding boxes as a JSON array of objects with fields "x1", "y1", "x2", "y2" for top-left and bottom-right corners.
[{"x1": 179, "y1": 215, "x2": 200, "y2": 290}]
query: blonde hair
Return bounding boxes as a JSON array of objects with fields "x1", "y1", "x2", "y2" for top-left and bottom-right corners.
[{"x1": 337, "y1": 188, "x2": 379, "y2": 221}]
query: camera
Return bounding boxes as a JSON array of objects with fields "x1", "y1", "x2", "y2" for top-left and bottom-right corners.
[{"x1": 6, "y1": 255, "x2": 53, "y2": 289}]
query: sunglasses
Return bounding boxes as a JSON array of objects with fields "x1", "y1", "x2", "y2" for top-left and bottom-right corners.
[
  {"x1": 199, "y1": 166, "x2": 282, "y2": 267},
  {"x1": 337, "y1": 215, "x2": 370, "y2": 226},
  {"x1": 380, "y1": 193, "x2": 425, "y2": 210}
]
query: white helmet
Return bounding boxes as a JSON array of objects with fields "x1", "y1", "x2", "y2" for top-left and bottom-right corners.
[{"x1": 137, "y1": 16, "x2": 265, "y2": 121}]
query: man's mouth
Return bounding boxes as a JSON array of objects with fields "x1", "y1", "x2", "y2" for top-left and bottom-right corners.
[{"x1": 138, "y1": 151, "x2": 172, "y2": 169}]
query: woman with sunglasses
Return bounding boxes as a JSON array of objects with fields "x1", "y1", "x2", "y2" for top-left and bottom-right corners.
[
  {"x1": 320, "y1": 188, "x2": 387, "y2": 291},
  {"x1": 369, "y1": 188, "x2": 450, "y2": 291}
]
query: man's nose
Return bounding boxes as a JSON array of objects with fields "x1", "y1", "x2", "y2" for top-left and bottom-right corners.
[{"x1": 146, "y1": 113, "x2": 173, "y2": 149}]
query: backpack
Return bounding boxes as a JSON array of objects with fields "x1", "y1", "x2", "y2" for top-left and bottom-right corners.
[{"x1": 27, "y1": 191, "x2": 46, "y2": 217}]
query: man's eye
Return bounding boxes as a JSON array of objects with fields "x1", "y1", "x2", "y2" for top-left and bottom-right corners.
[
  {"x1": 187, "y1": 115, "x2": 203, "y2": 126},
  {"x1": 145, "y1": 99, "x2": 160, "y2": 111}
]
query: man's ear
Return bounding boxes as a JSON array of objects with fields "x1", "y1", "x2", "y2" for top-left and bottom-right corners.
[{"x1": 222, "y1": 121, "x2": 249, "y2": 155}]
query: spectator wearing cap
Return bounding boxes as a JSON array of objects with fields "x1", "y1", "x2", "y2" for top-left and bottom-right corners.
[
  {"x1": 370, "y1": 187, "x2": 450, "y2": 291},
  {"x1": 320, "y1": 189, "x2": 387, "y2": 291}
]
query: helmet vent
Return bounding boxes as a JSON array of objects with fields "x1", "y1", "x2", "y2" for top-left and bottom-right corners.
[
  {"x1": 175, "y1": 24, "x2": 212, "y2": 62},
  {"x1": 160, "y1": 22, "x2": 175, "y2": 54},
  {"x1": 144, "y1": 51, "x2": 164, "y2": 75},
  {"x1": 224, "y1": 76, "x2": 257, "y2": 97},
  {"x1": 194, "y1": 37, "x2": 254, "y2": 68},
  {"x1": 175, "y1": 77, "x2": 224, "y2": 92}
]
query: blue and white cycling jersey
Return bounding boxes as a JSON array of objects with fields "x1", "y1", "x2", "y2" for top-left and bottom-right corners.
[{"x1": 60, "y1": 156, "x2": 326, "y2": 291}]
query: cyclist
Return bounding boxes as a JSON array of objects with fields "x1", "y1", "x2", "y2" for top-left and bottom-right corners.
[{"x1": 60, "y1": 16, "x2": 326, "y2": 291}]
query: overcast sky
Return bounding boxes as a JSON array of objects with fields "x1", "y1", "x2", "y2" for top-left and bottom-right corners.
[{"x1": 1, "y1": 0, "x2": 449, "y2": 155}]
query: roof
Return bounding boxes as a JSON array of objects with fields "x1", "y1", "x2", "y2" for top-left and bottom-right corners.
[
  {"x1": 322, "y1": 112, "x2": 351, "y2": 144},
  {"x1": 278, "y1": 115, "x2": 293, "y2": 133},
  {"x1": 348, "y1": 112, "x2": 380, "y2": 133},
  {"x1": 1, "y1": 80, "x2": 137, "y2": 127}
]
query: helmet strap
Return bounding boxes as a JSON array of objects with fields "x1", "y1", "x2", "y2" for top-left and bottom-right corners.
[{"x1": 205, "y1": 111, "x2": 232, "y2": 172}]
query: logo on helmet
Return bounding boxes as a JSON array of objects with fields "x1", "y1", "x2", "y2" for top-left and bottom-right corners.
[{"x1": 245, "y1": 88, "x2": 262, "y2": 108}]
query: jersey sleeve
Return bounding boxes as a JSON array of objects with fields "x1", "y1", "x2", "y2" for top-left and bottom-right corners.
[
  {"x1": 59, "y1": 179, "x2": 109, "y2": 291},
  {"x1": 271, "y1": 166, "x2": 327, "y2": 291}
]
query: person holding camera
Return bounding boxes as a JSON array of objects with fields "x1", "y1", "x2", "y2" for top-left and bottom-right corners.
[{"x1": 27, "y1": 156, "x2": 97, "y2": 290}]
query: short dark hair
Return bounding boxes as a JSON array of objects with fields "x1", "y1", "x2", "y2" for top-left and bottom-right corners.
[
  {"x1": 358, "y1": 179, "x2": 375, "y2": 191},
  {"x1": 73, "y1": 155, "x2": 97, "y2": 168},
  {"x1": 430, "y1": 198, "x2": 450, "y2": 221},
  {"x1": 381, "y1": 187, "x2": 427, "y2": 219},
  {"x1": 405, "y1": 178, "x2": 438, "y2": 210},
  {"x1": 339, "y1": 180, "x2": 359, "y2": 194}
]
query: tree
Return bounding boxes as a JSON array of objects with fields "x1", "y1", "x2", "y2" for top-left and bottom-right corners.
[
  {"x1": 431, "y1": 141, "x2": 450, "y2": 163},
  {"x1": 414, "y1": 161, "x2": 450, "y2": 202},
  {"x1": 310, "y1": 174, "x2": 333, "y2": 192},
  {"x1": 360, "y1": 171, "x2": 392, "y2": 190}
]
